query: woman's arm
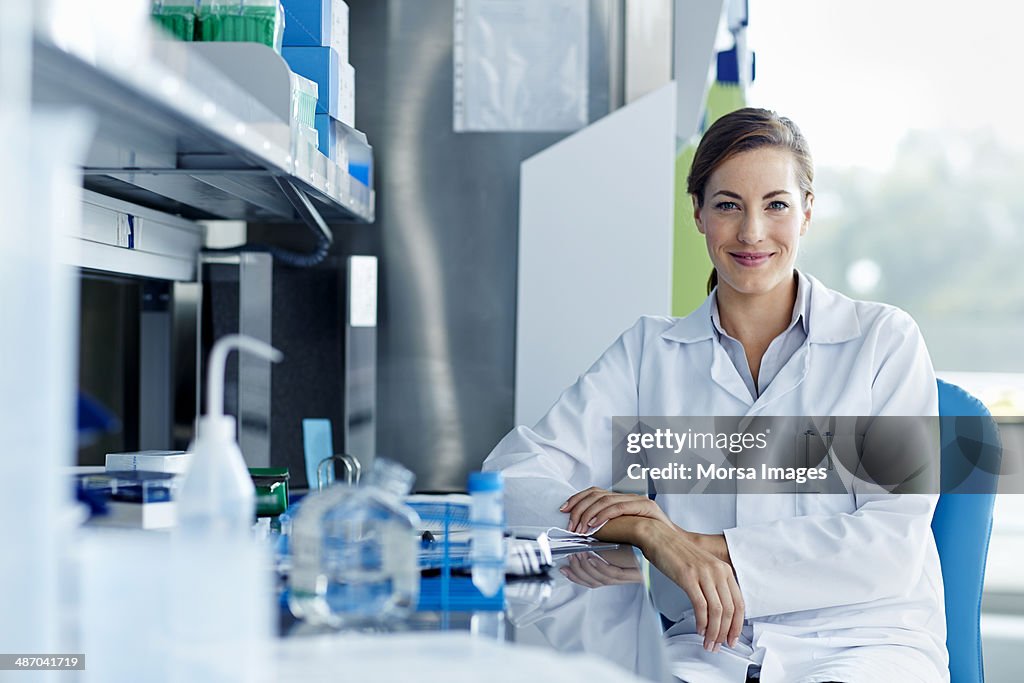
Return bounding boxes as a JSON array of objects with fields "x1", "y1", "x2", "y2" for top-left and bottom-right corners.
[
  {"x1": 593, "y1": 516, "x2": 744, "y2": 652},
  {"x1": 483, "y1": 318, "x2": 653, "y2": 528}
]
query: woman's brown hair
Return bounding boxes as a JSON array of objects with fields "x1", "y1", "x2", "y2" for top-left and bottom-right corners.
[{"x1": 686, "y1": 108, "x2": 814, "y2": 293}]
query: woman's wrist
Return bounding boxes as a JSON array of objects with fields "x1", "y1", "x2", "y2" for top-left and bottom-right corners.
[
  {"x1": 591, "y1": 515, "x2": 654, "y2": 547},
  {"x1": 591, "y1": 517, "x2": 732, "y2": 569},
  {"x1": 689, "y1": 531, "x2": 732, "y2": 565},
  {"x1": 624, "y1": 517, "x2": 687, "y2": 555}
]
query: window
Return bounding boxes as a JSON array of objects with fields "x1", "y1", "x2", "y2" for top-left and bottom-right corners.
[{"x1": 748, "y1": 0, "x2": 1024, "y2": 605}]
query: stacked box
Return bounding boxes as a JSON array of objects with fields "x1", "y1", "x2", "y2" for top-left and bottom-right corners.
[
  {"x1": 196, "y1": 0, "x2": 285, "y2": 52},
  {"x1": 281, "y1": 0, "x2": 330, "y2": 45},
  {"x1": 281, "y1": 0, "x2": 348, "y2": 60},
  {"x1": 151, "y1": 3, "x2": 197, "y2": 41},
  {"x1": 282, "y1": 46, "x2": 339, "y2": 118},
  {"x1": 281, "y1": 1, "x2": 353, "y2": 126}
]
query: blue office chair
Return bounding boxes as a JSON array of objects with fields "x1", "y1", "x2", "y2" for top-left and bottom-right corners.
[{"x1": 932, "y1": 380, "x2": 1002, "y2": 683}]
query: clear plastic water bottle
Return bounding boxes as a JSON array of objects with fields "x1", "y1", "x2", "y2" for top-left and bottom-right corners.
[
  {"x1": 468, "y1": 471, "x2": 505, "y2": 598},
  {"x1": 288, "y1": 458, "x2": 421, "y2": 628}
]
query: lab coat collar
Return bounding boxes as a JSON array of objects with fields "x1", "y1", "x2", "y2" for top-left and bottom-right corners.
[
  {"x1": 661, "y1": 296, "x2": 716, "y2": 343},
  {"x1": 660, "y1": 271, "x2": 861, "y2": 346},
  {"x1": 803, "y1": 272, "x2": 861, "y2": 344}
]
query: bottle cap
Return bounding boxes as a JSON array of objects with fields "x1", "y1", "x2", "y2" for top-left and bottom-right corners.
[
  {"x1": 195, "y1": 415, "x2": 236, "y2": 442},
  {"x1": 369, "y1": 457, "x2": 415, "y2": 496},
  {"x1": 468, "y1": 471, "x2": 503, "y2": 492}
]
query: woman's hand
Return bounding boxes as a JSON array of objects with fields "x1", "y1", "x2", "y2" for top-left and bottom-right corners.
[
  {"x1": 636, "y1": 519, "x2": 744, "y2": 653},
  {"x1": 560, "y1": 487, "x2": 671, "y2": 533}
]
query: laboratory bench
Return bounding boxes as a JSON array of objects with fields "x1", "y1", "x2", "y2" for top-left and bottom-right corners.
[
  {"x1": 274, "y1": 546, "x2": 671, "y2": 683},
  {"x1": 70, "y1": 516, "x2": 668, "y2": 682}
]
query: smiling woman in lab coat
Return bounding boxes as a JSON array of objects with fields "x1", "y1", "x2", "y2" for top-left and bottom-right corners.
[{"x1": 483, "y1": 108, "x2": 947, "y2": 683}]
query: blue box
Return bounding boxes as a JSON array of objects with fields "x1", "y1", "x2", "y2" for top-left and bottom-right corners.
[
  {"x1": 282, "y1": 46, "x2": 339, "y2": 117},
  {"x1": 281, "y1": 0, "x2": 331, "y2": 46},
  {"x1": 316, "y1": 113, "x2": 372, "y2": 188},
  {"x1": 314, "y1": 113, "x2": 338, "y2": 160}
]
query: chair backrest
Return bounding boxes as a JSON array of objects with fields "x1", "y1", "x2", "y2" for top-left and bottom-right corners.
[{"x1": 932, "y1": 379, "x2": 1002, "y2": 683}]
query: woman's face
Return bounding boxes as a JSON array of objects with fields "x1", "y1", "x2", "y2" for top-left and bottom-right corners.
[{"x1": 693, "y1": 147, "x2": 812, "y2": 298}]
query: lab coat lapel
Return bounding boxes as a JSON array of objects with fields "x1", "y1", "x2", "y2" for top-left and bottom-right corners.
[
  {"x1": 747, "y1": 344, "x2": 810, "y2": 415},
  {"x1": 663, "y1": 296, "x2": 754, "y2": 408},
  {"x1": 710, "y1": 342, "x2": 755, "y2": 408}
]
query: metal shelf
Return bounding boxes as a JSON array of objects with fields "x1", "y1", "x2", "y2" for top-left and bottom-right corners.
[{"x1": 31, "y1": 34, "x2": 374, "y2": 226}]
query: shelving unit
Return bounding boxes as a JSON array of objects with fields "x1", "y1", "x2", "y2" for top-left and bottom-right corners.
[
  {"x1": 29, "y1": 11, "x2": 379, "y2": 460},
  {"x1": 32, "y1": 30, "x2": 374, "y2": 235}
]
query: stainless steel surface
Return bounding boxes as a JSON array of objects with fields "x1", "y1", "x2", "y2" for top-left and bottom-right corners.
[
  {"x1": 171, "y1": 281, "x2": 201, "y2": 451},
  {"x1": 602, "y1": 0, "x2": 626, "y2": 113},
  {"x1": 238, "y1": 253, "x2": 274, "y2": 467},
  {"x1": 346, "y1": 1, "x2": 617, "y2": 491},
  {"x1": 624, "y1": 0, "x2": 673, "y2": 104},
  {"x1": 201, "y1": 252, "x2": 274, "y2": 467},
  {"x1": 345, "y1": 256, "x2": 377, "y2": 468},
  {"x1": 139, "y1": 281, "x2": 173, "y2": 449}
]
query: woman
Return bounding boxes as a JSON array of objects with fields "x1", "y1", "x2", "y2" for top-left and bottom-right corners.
[{"x1": 483, "y1": 108, "x2": 947, "y2": 683}]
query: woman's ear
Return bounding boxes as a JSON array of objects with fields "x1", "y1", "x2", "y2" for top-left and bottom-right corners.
[
  {"x1": 691, "y1": 194, "x2": 705, "y2": 234},
  {"x1": 800, "y1": 193, "x2": 814, "y2": 236}
]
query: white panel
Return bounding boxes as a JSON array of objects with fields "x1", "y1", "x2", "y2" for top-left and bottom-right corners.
[
  {"x1": 516, "y1": 82, "x2": 677, "y2": 427},
  {"x1": 673, "y1": 0, "x2": 726, "y2": 141},
  {"x1": 349, "y1": 255, "x2": 378, "y2": 327}
]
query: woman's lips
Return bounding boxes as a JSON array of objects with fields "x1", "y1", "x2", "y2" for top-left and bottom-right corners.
[{"x1": 729, "y1": 252, "x2": 773, "y2": 267}]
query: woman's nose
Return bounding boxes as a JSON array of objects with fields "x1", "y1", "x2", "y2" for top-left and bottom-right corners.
[{"x1": 737, "y1": 213, "x2": 767, "y2": 244}]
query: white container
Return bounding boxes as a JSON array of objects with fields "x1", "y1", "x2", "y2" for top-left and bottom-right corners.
[
  {"x1": 80, "y1": 529, "x2": 173, "y2": 683},
  {"x1": 169, "y1": 335, "x2": 282, "y2": 683},
  {"x1": 468, "y1": 471, "x2": 505, "y2": 598}
]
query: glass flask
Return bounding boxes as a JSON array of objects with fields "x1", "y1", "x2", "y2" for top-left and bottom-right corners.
[{"x1": 288, "y1": 458, "x2": 421, "y2": 628}]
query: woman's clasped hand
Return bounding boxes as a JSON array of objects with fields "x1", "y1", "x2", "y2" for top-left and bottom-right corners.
[
  {"x1": 560, "y1": 486, "x2": 673, "y2": 533},
  {"x1": 561, "y1": 488, "x2": 744, "y2": 652}
]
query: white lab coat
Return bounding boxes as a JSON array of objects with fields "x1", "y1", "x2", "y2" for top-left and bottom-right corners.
[{"x1": 483, "y1": 273, "x2": 949, "y2": 683}]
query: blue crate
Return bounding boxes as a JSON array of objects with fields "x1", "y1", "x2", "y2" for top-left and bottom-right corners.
[{"x1": 409, "y1": 500, "x2": 504, "y2": 612}]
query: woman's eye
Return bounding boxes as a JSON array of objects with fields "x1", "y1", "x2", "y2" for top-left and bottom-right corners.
[
  {"x1": 715, "y1": 201, "x2": 739, "y2": 211},
  {"x1": 767, "y1": 201, "x2": 789, "y2": 210}
]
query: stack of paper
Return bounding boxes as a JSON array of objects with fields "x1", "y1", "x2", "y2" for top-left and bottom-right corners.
[
  {"x1": 105, "y1": 450, "x2": 193, "y2": 474},
  {"x1": 508, "y1": 526, "x2": 618, "y2": 555}
]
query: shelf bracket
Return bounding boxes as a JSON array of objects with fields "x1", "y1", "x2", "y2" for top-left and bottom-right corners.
[{"x1": 269, "y1": 176, "x2": 335, "y2": 267}]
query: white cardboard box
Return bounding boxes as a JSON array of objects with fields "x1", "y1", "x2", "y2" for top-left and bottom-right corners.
[
  {"x1": 339, "y1": 62, "x2": 355, "y2": 127},
  {"x1": 331, "y1": 0, "x2": 349, "y2": 64},
  {"x1": 89, "y1": 500, "x2": 177, "y2": 530},
  {"x1": 105, "y1": 450, "x2": 193, "y2": 474}
]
